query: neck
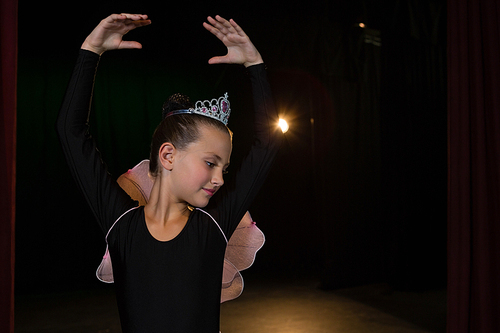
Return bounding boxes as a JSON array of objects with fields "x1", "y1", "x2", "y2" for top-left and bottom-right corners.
[{"x1": 144, "y1": 175, "x2": 190, "y2": 226}]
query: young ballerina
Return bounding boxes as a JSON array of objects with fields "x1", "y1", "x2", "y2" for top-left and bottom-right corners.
[{"x1": 57, "y1": 13, "x2": 282, "y2": 333}]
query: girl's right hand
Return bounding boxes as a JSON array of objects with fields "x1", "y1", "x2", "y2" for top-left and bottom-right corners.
[{"x1": 81, "y1": 13, "x2": 151, "y2": 55}]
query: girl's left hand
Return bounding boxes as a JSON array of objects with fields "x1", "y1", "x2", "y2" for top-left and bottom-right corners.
[{"x1": 203, "y1": 15, "x2": 263, "y2": 67}]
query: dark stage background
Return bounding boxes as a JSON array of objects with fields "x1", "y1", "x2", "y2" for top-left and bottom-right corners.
[{"x1": 15, "y1": 0, "x2": 447, "y2": 296}]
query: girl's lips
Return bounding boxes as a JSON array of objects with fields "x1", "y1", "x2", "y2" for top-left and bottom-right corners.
[{"x1": 203, "y1": 188, "x2": 216, "y2": 196}]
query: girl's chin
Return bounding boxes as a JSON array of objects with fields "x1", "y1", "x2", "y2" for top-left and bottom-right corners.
[{"x1": 187, "y1": 199, "x2": 210, "y2": 209}]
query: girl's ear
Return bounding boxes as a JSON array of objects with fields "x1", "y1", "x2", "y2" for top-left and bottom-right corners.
[{"x1": 158, "y1": 142, "x2": 175, "y2": 171}]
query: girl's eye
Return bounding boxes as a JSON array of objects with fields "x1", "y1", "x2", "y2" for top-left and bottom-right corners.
[
  {"x1": 223, "y1": 169, "x2": 229, "y2": 175},
  {"x1": 206, "y1": 161, "x2": 215, "y2": 168}
]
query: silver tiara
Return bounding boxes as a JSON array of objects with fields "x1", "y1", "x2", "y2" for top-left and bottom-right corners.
[{"x1": 165, "y1": 93, "x2": 231, "y2": 125}]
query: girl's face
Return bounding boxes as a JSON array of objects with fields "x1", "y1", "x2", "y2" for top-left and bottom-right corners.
[{"x1": 169, "y1": 124, "x2": 232, "y2": 208}]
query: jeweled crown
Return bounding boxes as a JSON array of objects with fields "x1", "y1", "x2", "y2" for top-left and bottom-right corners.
[{"x1": 165, "y1": 93, "x2": 231, "y2": 125}]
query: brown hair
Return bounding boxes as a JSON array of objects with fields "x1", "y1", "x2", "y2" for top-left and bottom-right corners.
[{"x1": 149, "y1": 93, "x2": 232, "y2": 177}]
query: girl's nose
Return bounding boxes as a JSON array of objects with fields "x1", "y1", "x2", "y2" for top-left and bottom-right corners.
[{"x1": 211, "y1": 171, "x2": 224, "y2": 187}]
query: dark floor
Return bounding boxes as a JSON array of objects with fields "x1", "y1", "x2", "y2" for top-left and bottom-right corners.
[{"x1": 15, "y1": 273, "x2": 446, "y2": 332}]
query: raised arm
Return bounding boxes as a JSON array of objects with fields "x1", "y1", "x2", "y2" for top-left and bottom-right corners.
[
  {"x1": 57, "y1": 14, "x2": 150, "y2": 233},
  {"x1": 203, "y1": 17, "x2": 283, "y2": 236}
]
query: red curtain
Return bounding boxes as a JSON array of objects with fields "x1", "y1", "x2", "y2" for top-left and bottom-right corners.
[
  {"x1": 0, "y1": 0, "x2": 17, "y2": 332},
  {"x1": 448, "y1": 0, "x2": 500, "y2": 332}
]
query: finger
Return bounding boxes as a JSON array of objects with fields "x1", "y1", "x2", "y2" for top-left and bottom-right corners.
[
  {"x1": 203, "y1": 21, "x2": 224, "y2": 40},
  {"x1": 208, "y1": 15, "x2": 233, "y2": 35},
  {"x1": 107, "y1": 13, "x2": 127, "y2": 21},
  {"x1": 113, "y1": 14, "x2": 149, "y2": 28},
  {"x1": 105, "y1": 13, "x2": 150, "y2": 30},
  {"x1": 119, "y1": 13, "x2": 149, "y2": 21},
  {"x1": 120, "y1": 14, "x2": 151, "y2": 26},
  {"x1": 207, "y1": 55, "x2": 228, "y2": 65},
  {"x1": 119, "y1": 40, "x2": 143, "y2": 50},
  {"x1": 215, "y1": 15, "x2": 232, "y2": 28},
  {"x1": 229, "y1": 19, "x2": 246, "y2": 37},
  {"x1": 100, "y1": 13, "x2": 127, "y2": 27},
  {"x1": 215, "y1": 15, "x2": 237, "y2": 34},
  {"x1": 130, "y1": 19, "x2": 152, "y2": 27},
  {"x1": 206, "y1": 16, "x2": 226, "y2": 33}
]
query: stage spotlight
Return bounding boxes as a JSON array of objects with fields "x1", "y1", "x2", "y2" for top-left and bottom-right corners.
[{"x1": 278, "y1": 118, "x2": 289, "y2": 133}]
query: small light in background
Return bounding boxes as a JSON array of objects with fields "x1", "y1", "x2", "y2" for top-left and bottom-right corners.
[
  {"x1": 278, "y1": 118, "x2": 289, "y2": 133},
  {"x1": 359, "y1": 22, "x2": 366, "y2": 28}
]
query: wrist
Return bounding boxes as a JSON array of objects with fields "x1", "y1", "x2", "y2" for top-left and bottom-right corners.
[
  {"x1": 244, "y1": 61, "x2": 264, "y2": 67},
  {"x1": 81, "y1": 39, "x2": 105, "y2": 56},
  {"x1": 243, "y1": 58, "x2": 264, "y2": 68},
  {"x1": 243, "y1": 52, "x2": 263, "y2": 68}
]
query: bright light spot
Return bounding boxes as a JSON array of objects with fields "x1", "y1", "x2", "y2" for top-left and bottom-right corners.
[
  {"x1": 278, "y1": 119, "x2": 289, "y2": 133},
  {"x1": 359, "y1": 22, "x2": 366, "y2": 28}
]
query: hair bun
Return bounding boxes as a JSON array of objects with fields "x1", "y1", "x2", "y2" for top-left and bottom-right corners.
[{"x1": 162, "y1": 93, "x2": 194, "y2": 119}]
